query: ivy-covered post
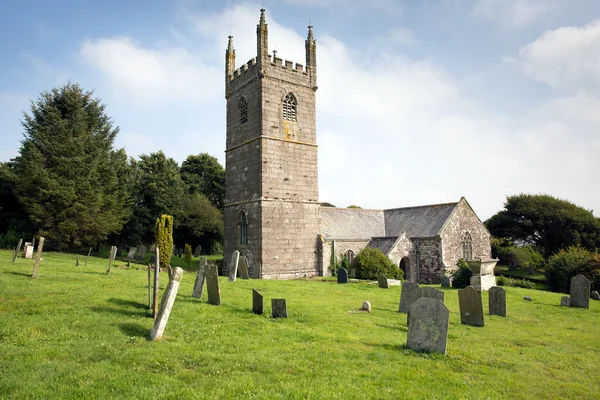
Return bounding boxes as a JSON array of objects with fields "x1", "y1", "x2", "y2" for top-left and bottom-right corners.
[{"x1": 155, "y1": 214, "x2": 174, "y2": 275}]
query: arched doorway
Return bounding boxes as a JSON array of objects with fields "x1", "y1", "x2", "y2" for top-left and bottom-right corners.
[{"x1": 399, "y1": 257, "x2": 410, "y2": 280}]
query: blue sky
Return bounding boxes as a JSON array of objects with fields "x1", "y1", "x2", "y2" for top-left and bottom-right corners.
[{"x1": 1, "y1": 0, "x2": 599, "y2": 219}]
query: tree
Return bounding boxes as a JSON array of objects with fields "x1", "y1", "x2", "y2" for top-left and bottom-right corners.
[
  {"x1": 11, "y1": 83, "x2": 130, "y2": 249},
  {"x1": 354, "y1": 247, "x2": 403, "y2": 280},
  {"x1": 347, "y1": 205, "x2": 362, "y2": 209},
  {"x1": 180, "y1": 153, "x2": 225, "y2": 210},
  {"x1": 155, "y1": 214, "x2": 174, "y2": 267},
  {"x1": 175, "y1": 193, "x2": 224, "y2": 254},
  {"x1": 486, "y1": 194, "x2": 600, "y2": 257},
  {"x1": 184, "y1": 244, "x2": 192, "y2": 267},
  {"x1": 0, "y1": 162, "x2": 35, "y2": 248}
]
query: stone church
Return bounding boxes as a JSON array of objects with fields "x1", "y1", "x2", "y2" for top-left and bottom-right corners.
[{"x1": 223, "y1": 10, "x2": 491, "y2": 283}]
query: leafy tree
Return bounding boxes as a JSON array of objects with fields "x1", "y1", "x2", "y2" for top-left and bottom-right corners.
[
  {"x1": 184, "y1": 243, "x2": 192, "y2": 267},
  {"x1": 485, "y1": 194, "x2": 600, "y2": 257},
  {"x1": 545, "y1": 246, "x2": 600, "y2": 293},
  {"x1": 175, "y1": 193, "x2": 223, "y2": 254},
  {"x1": 180, "y1": 153, "x2": 225, "y2": 210},
  {"x1": 11, "y1": 83, "x2": 130, "y2": 249},
  {"x1": 155, "y1": 214, "x2": 174, "y2": 267},
  {"x1": 0, "y1": 162, "x2": 35, "y2": 248},
  {"x1": 451, "y1": 259, "x2": 472, "y2": 288},
  {"x1": 347, "y1": 205, "x2": 362, "y2": 209}
]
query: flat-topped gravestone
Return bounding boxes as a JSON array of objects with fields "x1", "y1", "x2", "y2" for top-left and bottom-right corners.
[
  {"x1": 592, "y1": 291, "x2": 600, "y2": 301},
  {"x1": 238, "y1": 256, "x2": 250, "y2": 280},
  {"x1": 206, "y1": 264, "x2": 221, "y2": 305},
  {"x1": 570, "y1": 274, "x2": 590, "y2": 309},
  {"x1": 458, "y1": 286, "x2": 485, "y2": 327},
  {"x1": 377, "y1": 273, "x2": 388, "y2": 289},
  {"x1": 399, "y1": 282, "x2": 421, "y2": 313},
  {"x1": 272, "y1": 299, "x2": 288, "y2": 318},
  {"x1": 24, "y1": 242, "x2": 33, "y2": 259},
  {"x1": 150, "y1": 267, "x2": 183, "y2": 341},
  {"x1": 406, "y1": 297, "x2": 449, "y2": 355},
  {"x1": 337, "y1": 268, "x2": 348, "y2": 284},
  {"x1": 488, "y1": 286, "x2": 506, "y2": 317},
  {"x1": 127, "y1": 248, "x2": 137, "y2": 259},
  {"x1": 192, "y1": 258, "x2": 208, "y2": 298},
  {"x1": 560, "y1": 296, "x2": 570, "y2": 307},
  {"x1": 228, "y1": 250, "x2": 240, "y2": 282},
  {"x1": 253, "y1": 289, "x2": 263, "y2": 315},
  {"x1": 420, "y1": 287, "x2": 444, "y2": 303}
]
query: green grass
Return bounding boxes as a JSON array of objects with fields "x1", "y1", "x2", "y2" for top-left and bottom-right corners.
[
  {"x1": 495, "y1": 265, "x2": 547, "y2": 282},
  {"x1": 1, "y1": 250, "x2": 599, "y2": 399}
]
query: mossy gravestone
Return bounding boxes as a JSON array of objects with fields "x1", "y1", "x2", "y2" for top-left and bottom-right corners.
[
  {"x1": 228, "y1": 250, "x2": 240, "y2": 282},
  {"x1": 238, "y1": 256, "x2": 250, "y2": 280},
  {"x1": 399, "y1": 282, "x2": 421, "y2": 313},
  {"x1": 406, "y1": 297, "x2": 449, "y2": 355},
  {"x1": 253, "y1": 289, "x2": 263, "y2": 315},
  {"x1": 420, "y1": 287, "x2": 444, "y2": 303},
  {"x1": 377, "y1": 273, "x2": 388, "y2": 289},
  {"x1": 192, "y1": 258, "x2": 208, "y2": 299},
  {"x1": 272, "y1": 299, "x2": 288, "y2": 318},
  {"x1": 458, "y1": 286, "x2": 484, "y2": 327},
  {"x1": 150, "y1": 267, "x2": 183, "y2": 341},
  {"x1": 206, "y1": 264, "x2": 221, "y2": 306},
  {"x1": 488, "y1": 286, "x2": 506, "y2": 317},
  {"x1": 570, "y1": 274, "x2": 590, "y2": 309}
]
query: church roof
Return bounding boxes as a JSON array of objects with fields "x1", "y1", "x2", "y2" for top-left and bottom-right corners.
[
  {"x1": 384, "y1": 202, "x2": 458, "y2": 238},
  {"x1": 319, "y1": 208, "x2": 385, "y2": 240},
  {"x1": 366, "y1": 236, "x2": 398, "y2": 255}
]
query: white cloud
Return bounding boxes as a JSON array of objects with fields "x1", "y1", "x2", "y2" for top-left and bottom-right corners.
[{"x1": 474, "y1": 0, "x2": 555, "y2": 27}]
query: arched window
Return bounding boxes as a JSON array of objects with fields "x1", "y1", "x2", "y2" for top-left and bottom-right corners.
[
  {"x1": 239, "y1": 213, "x2": 248, "y2": 245},
  {"x1": 462, "y1": 232, "x2": 473, "y2": 260},
  {"x1": 239, "y1": 97, "x2": 248, "y2": 125},
  {"x1": 282, "y1": 93, "x2": 297, "y2": 121},
  {"x1": 344, "y1": 250, "x2": 355, "y2": 265}
]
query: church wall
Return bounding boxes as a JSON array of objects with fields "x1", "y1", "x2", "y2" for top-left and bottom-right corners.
[
  {"x1": 414, "y1": 237, "x2": 444, "y2": 284},
  {"x1": 223, "y1": 202, "x2": 262, "y2": 277},
  {"x1": 387, "y1": 235, "x2": 415, "y2": 281}
]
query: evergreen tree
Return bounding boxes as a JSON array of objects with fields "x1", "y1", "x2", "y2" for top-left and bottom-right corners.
[
  {"x1": 155, "y1": 214, "x2": 174, "y2": 267},
  {"x1": 184, "y1": 243, "x2": 192, "y2": 267},
  {"x1": 180, "y1": 153, "x2": 225, "y2": 210}
]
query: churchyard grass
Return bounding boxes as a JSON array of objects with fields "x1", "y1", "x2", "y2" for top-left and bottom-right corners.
[
  {"x1": 495, "y1": 265, "x2": 546, "y2": 282},
  {"x1": 1, "y1": 250, "x2": 599, "y2": 399}
]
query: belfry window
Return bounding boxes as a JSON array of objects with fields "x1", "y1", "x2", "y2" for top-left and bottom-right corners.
[
  {"x1": 282, "y1": 93, "x2": 297, "y2": 121},
  {"x1": 239, "y1": 213, "x2": 248, "y2": 245},
  {"x1": 239, "y1": 97, "x2": 248, "y2": 124},
  {"x1": 462, "y1": 232, "x2": 473, "y2": 260}
]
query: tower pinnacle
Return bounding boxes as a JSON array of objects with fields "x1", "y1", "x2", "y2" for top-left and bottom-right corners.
[
  {"x1": 257, "y1": 8, "x2": 269, "y2": 64},
  {"x1": 225, "y1": 35, "x2": 236, "y2": 79}
]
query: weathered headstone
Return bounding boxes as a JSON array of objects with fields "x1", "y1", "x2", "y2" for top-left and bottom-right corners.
[
  {"x1": 440, "y1": 275, "x2": 450, "y2": 288},
  {"x1": 252, "y1": 289, "x2": 263, "y2": 314},
  {"x1": 107, "y1": 245, "x2": 117, "y2": 276},
  {"x1": 458, "y1": 286, "x2": 484, "y2": 327},
  {"x1": 420, "y1": 287, "x2": 444, "y2": 303},
  {"x1": 147, "y1": 264, "x2": 152, "y2": 309},
  {"x1": 75, "y1": 254, "x2": 79, "y2": 267},
  {"x1": 238, "y1": 256, "x2": 250, "y2": 280},
  {"x1": 406, "y1": 297, "x2": 449, "y2": 355},
  {"x1": 570, "y1": 274, "x2": 590, "y2": 309},
  {"x1": 12, "y1": 239, "x2": 23, "y2": 263},
  {"x1": 31, "y1": 237, "x2": 45, "y2": 278},
  {"x1": 153, "y1": 248, "x2": 160, "y2": 318},
  {"x1": 192, "y1": 258, "x2": 208, "y2": 298},
  {"x1": 377, "y1": 273, "x2": 388, "y2": 289},
  {"x1": 399, "y1": 282, "x2": 421, "y2": 313},
  {"x1": 150, "y1": 267, "x2": 184, "y2": 341},
  {"x1": 350, "y1": 268, "x2": 356, "y2": 279},
  {"x1": 337, "y1": 268, "x2": 348, "y2": 284},
  {"x1": 206, "y1": 264, "x2": 221, "y2": 305},
  {"x1": 228, "y1": 250, "x2": 240, "y2": 282},
  {"x1": 23, "y1": 242, "x2": 34, "y2": 259},
  {"x1": 272, "y1": 299, "x2": 288, "y2": 318},
  {"x1": 488, "y1": 286, "x2": 506, "y2": 317},
  {"x1": 137, "y1": 245, "x2": 147, "y2": 260},
  {"x1": 127, "y1": 247, "x2": 137, "y2": 259},
  {"x1": 194, "y1": 245, "x2": 202, "y2": 257},
  {"x1": 85, "y1": 247, "x2": 92, "y2": 266},
  {"x1": 360, "y1": 301, "x2": 371, "y2": 312},
  {"x1": 560, "y1": 296, "x2": 570, "y2": 307},
  {"x1": 591, "y1": 291, "x2": 600, "y2": 301}
]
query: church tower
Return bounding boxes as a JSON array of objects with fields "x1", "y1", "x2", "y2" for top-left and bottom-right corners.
[{"x1": 223, "y1": 10, "x2": 320, "y2": 279}]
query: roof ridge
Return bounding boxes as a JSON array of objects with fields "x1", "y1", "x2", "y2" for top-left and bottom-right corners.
[
  {"x1": 321, "y1": 207, "x2": 384, "y2": 212},
  {"x1": 384, "y1": 201, "x2": 458, "y2": 212}
]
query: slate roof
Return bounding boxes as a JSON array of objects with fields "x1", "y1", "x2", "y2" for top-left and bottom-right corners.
[
  {"x1": 366, "y1": 236, "x2": 398, "y2": 255},
  {"x1": 319, "y1": 208, "x2": 385, "y2": 240},
  {"x1": 384, "y1": 202, "x2": 458, "y2": 238}
]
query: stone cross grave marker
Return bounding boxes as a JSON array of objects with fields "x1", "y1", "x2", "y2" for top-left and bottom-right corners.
[
  {"x1": 23, "y1": 242, "x2": 33, "y2": 259},
  {"x1": 458, "y1": 286, "x2": 485, "y2": 327},
  {"x1": 194, "y1": 245, "x2": 202, "y2": 257},
  {"x1": 150, "y1": 267, "x2": 184, "y2": 341},
  {"x1": 272, "y1": 299, "x2": 288, "y2": 318},
  {"x1": 12, "y1": 239, "x2": 23, "y2": 263},
  {"x1": 570, "y1": 274, "x2": 590, "y2": 309},
  {"x1": 253, "y1": 289, "x2": 263, "y2": 315},
  {"x1": 31, "y1": 237, "x2": 45, "y2": 278},
  {"x1": 377, "y1": 273, "x2": 388, "y2": 289},
  {"x1": 206, "y1": 264, "x2": 221, "y2": 305},
  {"x1": 127, "y1": 248, "x2": 137, "y2": 259},
  {"x1": 228, "y1": 250, "x2": 240, "y2": 282},
  {"x1": 488, "y1": 286, "x2": 506, "y2": 317},
  {"x1": 420, "y1": 287, "x2": 444, "y2": 303},
  {"x1": 192, "y1": 258, "x2": 208, "y2": 299},
  {"x1": 337, "y1": 268, "x2": 348, "y2": 284},
  {"x1": 560, "y1": 296, "x2": 570, "y2": 307},
  {"x1": 406, "y1": 297, "x2": 449, "y2": 355},
  {"x1": 399, "y1": 282, "x2": 421, "y2": 313},
  {"x1": 238, "y1": 256, "x2": 250, "y2": 280}
]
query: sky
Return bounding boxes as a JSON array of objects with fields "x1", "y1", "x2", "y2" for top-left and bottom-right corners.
[{"x1": 1, "y1": 0, "x2": 599, "y2": 220}]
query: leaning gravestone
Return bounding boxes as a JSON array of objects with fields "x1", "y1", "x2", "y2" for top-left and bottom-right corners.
[
  {"x1": 458, "y1": 286, "x2": 485, "y2": 327},
  {"x1": 399, "y1": 282, "x2": 421, "y2": 313},
  {"x1": 228, "y1": 250, "x2": 240, "y2": 282},
  {"x1": 406, "y1": 297, "x2": 449, "y2": 355},
  {"x1": 192, "y1": 258, "x2": 208, "y2": 298},
  {"x1": 127, "y1": 247, "x2": 137, "y2": 259},
  {"x1": 31, "y1": 237, "x2": 45, "y2": 278},
  {"x1": 488, "y1": 286, "x2": 506, "y2": 317},
  {"x1": 194, "y1": 245, "x2": 202, "y2": 257},
  {"x1": 206, "y1": 264, "x2": 221, "y2": 305},
  {"x1": 12, "y1": 239, "x2": 23, "y2": 263},
  {"x1": 272, "y1": 299, "x2": 288, "y2": 318},
  {"x1": 238, "y1": 256, "x2": 250, "y2": 280},
  {"x1": 150, "y1": 267, "x2": 183, "y2": 341},
  {"x1": 377, "y1": 273, "x2": 388, "y2": 289},
  {"x1": 420, "y1": 287, "x2": 444, "y2": 303},
  {"x1": 570, "y1": 274, "x2": 590, "y2": 309},
  {"x1": 560, "y1": 296, "x2": 570, "y2": 307},
  {"x1": 253, "y1": 289, "x2": 263, "y2": 315},
  {"x1": 337, "y1": 268, "x2": 348, "y2": 284},
  {"x1": 592, "y1": 291, "x2": 600, "y2": 301}
]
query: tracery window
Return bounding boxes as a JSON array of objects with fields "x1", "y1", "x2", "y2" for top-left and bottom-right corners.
[
  {"x1": 239, "y1": 212, "x2": 248, "y2": 245},
  {"x1": 344, "y1": 250, "x2": 355, "y2": 265},
  {"x1": 462, "y1": 232, "x2": 473, "y2": 260},
  {"x1": 282, "y1": 93, "x2": 297, "y2": 121},
  {"x1": 239, "y1": 97, "x2": 248, "y2": 124}
]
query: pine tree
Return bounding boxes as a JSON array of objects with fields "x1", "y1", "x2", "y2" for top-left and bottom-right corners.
[{"x1": 155, "y1": 214, "x2": 173, "y2": 267}]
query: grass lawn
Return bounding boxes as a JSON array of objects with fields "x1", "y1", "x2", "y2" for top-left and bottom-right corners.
[
  {"x1": 1, "y1": 250, "x2": 599, "y2": 399},
  {"x1": 495, "y1": 265, "x2": 546, "y2": 282}
]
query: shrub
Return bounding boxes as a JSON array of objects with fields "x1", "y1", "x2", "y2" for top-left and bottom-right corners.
[
  {"x1": 329, "y1": 242, "x2": 339, "y2": 276},
  {"x1": 546, "y1": 246, "x2": 600, "y2": 293},
  {"x1": 492, "y1": 238, "x2": 544, "y2": 270},
  {"x1": 210, "y1": 240, "x2": 223, "y2": 256},
  {"x1": 184, "y1": 244, "x2": 192, "y2": 267},
  {"x1": 340, "y1": 256, "x2": 350, "y2": 272},
  {"x1": 496, "y1": 276, "x2": 535, "y2": 289},
  {"x1": 451, "y1": 259, "x2": 472, "y2": 288},
  {"x1": 354, "y1": 247, "x2": 403, "y2": 280},
  {"x1": 155, "y1": 215, "x2": 174, "y2": 267}
]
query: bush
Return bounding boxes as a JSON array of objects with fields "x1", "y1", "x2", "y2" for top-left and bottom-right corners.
[
  {"x1": 546, "y1": 246, "x2": 600, "y2": 293},
  {"x1": 210, "y1": 240, "x2": 223, "y2": 256},
  {"x1": 451, "y1": 259, "x2": 472, "y2": 288},
  {"x1": 155, "y1": 215, "x2": 174, "y2": 267},
  {"x1": 491, "y1": 238, "x2": 544, "y2": 270},
  {"x1": 354, "y1": 247, "x2": 403, "y2": 280},
  {"x1": 184, "y1": 244, "x2": 192, "y2": 267},
  {"x1": 496, "y1": 275, "x2": 535, "y2": 289}
]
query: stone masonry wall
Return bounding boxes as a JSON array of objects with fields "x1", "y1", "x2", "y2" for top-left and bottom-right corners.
[
  {"x1": 387, "y1": 234, "x2": 415, "y2": 281},
  {"x1": 223, "y1": 202, "x2": 262, "y2": 277},
  {"x1": 414, "y1": 237, "x2": 444, "y2": 284}
]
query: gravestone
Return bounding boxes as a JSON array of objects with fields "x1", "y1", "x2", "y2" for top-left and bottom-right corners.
[
  {"x1": 76, "y1": 254, "x2": 79, "y2": 267},
  {"x1": 228, "y1": 250, "x2": 240, "y2": 282},
  {"x1": 12, "y1": 239, "x2": 23, "y2": 263},
  {"x1": 399, "y1": 282, "x2": 421, "y2": 313},
  {"x1": 153, "y1": 248, "x2": 160, "y2": 318},
  {"x1": 337, "y1": 268, "x2": 348, "y2": 284},
  {"x1": 458, "y1": 286, "x2": 484, "y2": 327},
  {"x1": 350, "y1": 268, "x2": 356, "y2": 279},
  {"x1": 23, "y1": 242, "x2": 34, "y2": 259},
  {"x1": 570, "y1": 274, "x2": 590, "y2": 309},
  {"x1": 206, "y1": 264, "x2": 221, "y2": 305},
  {"x1": 420, "y1": 287, "x2": 444, "y2": 303},
  {"x1": 360, "y1": 301, "x2": 371, "y2": 312},
  {"x1": 194, "y1": 245, "x2": 202, "y2": 257},
  {"x1": 150, "y1": 267, "x2": 183, "y2": 341},
  {"x1": 107, "y1": 245, "x2": 117, "y2": 276},
  {"x1": 560, "y1": 296, "x2": 570, "y2": 307},
  {"x1": 591, "y1": 291, "x2": 600, "y2": 301},
  {"x1": 192, "y1": 258, "x2": 208, "y2": 298},
  {"x1": 523, "y1": 296, "x2": 532, "y2": 301},
  {"x1": 488, "y1": 286, "x2": 506, "y2": 317},
  {"x1": 253, "y1": 289, "x2": 263, "y2": 314},
  {"x1": 272, "y1": 299, "x2": 288, "y2": 318},
  {"x1": 238, "y1": 256, "x2": 250, "y2": 280},
  {"x1": 528, "y1": 263, "x2": 534, "y2": 275},
  {"x1": 31, "y1": 237, "x2": 45, "y2": 278},
  {"x1": 377, "y1": 273, "x2": 388, "y2": 289},
  {"x1": 85, "y1": 247, "x2": 92, "y2": 265},
  {"x1": 406, "y1": 297, "x2": 449, "y2": 355},
  {"x1": 440, "y1": 275, "x2": 450, "y2": 288},
  {"x1": 127, "y1": 247, "x2": 137, "y2": 259},
  {"x1": 137, "y1": 245, "x2": 147, "y2": 260}
]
